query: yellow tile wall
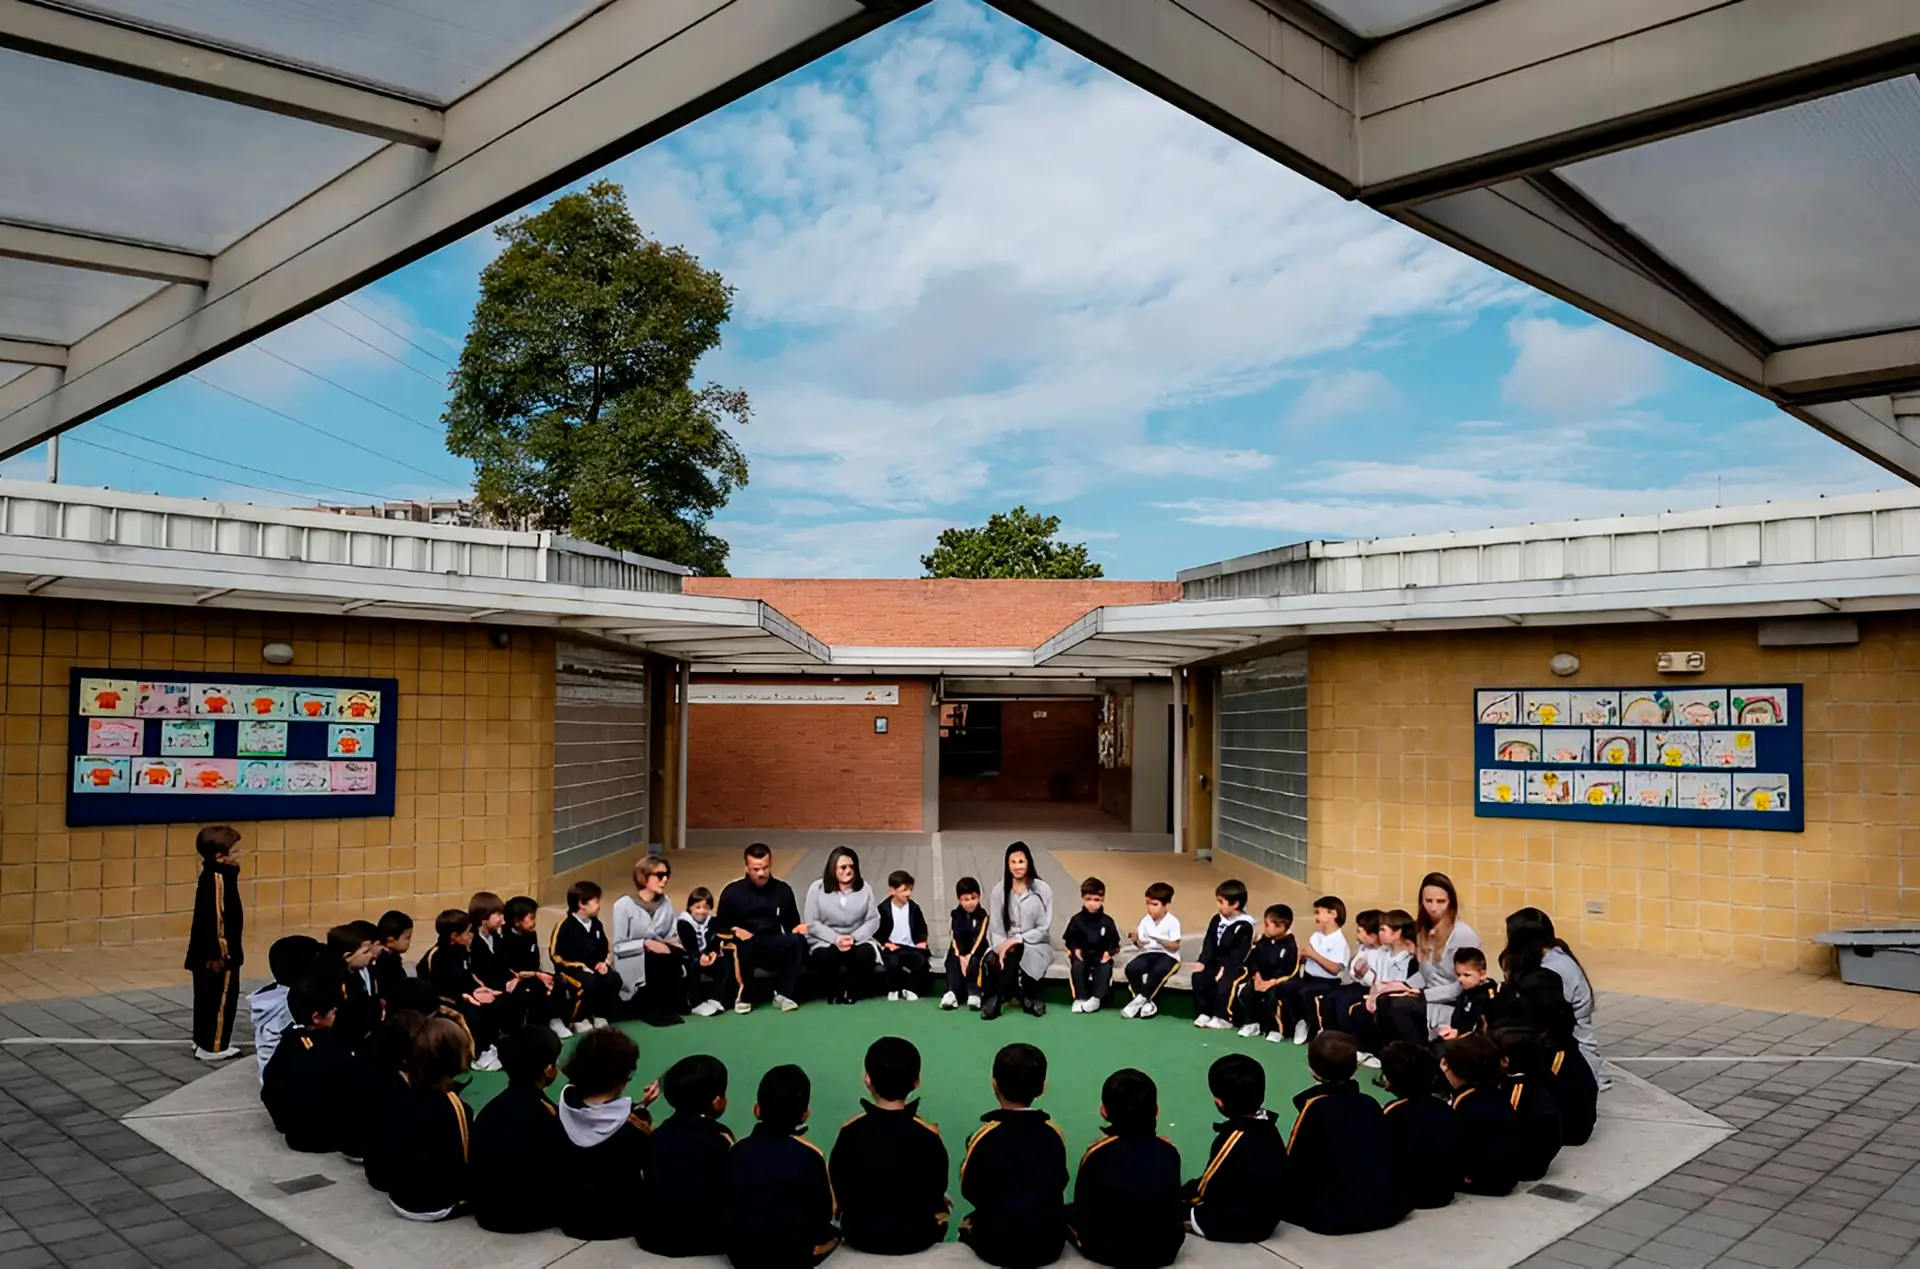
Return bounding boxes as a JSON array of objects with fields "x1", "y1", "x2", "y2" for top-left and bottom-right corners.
[
  {"x1": 1305, "y1": 614, "x2": 1918, "y2": 974},
  {"x1": 0, "y1": 598, "x2": 556, "y2": 954}
]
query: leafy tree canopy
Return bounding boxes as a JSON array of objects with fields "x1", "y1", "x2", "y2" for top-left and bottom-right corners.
[
  {"x1": 921, "y1": 506, "x2": 1104, "y2": 579},
  {"x1": 444, "y1": 180, "x2": 747, "y2": 575}
]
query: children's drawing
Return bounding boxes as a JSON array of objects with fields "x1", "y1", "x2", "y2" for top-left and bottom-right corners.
[
  {"x1": 237, "y1": 720, "x2": 287, "y2": 757},
  {"x1": 1522, "y1": 692, "x2": 1570, "y2": 726},
  {"x1": 1650, "y1": 730, "x2": 1700, "y2": 768},
  {"x1": 238, "y1": 760, "x2": 284, "y2": 792},
  {"x1": 1478, "y1": 769, "x2": 1518, "y2": 804},
  {"x1": 283, "y1": 760, "x2": 332, "y2": 794},
  {"x1": 1541, "y1": 729, "x2": 1591, "y2": 764},
  {"x1": 1571, "y1": 692, "x2": 1619, "y2": 726},
  {"x1": 160, "y1": 719, "x2": 215, "y2": 756},
  {"x1": 72, "y1": 756, "x2": 129, "y2": 793},
  {"x1": 131, "y1": 758, "x2": 186, "y2": 791},
  {"x1": 1526, "y1": 770, "x2": 1572, "y2": 804},
  {"x1": 1575, "y1": 771, "x2": 1622, "y2": 806},
  {"x1": 135, "y1": 682, "x2": 191, "y2": 717},
  {"x1": 193, "y1": 684, "x2": 238, "y2": 716},
  {"x1": 79, "y1": 678, "x2": 137, "y2": 717},
  {"x1": 1676, "y1": 771, "x2": 1732, "y2": 810},
  {"x1": 1626, "y1": 771, "x2": 1675, "y2": 807},
  {"x1": 1666, "y1": 689, "x2": 1726, "y2": 726},
  {"x1": 86, "y1": 718, "x2": 143, "y2": 756},
  {"x1": 1729, "y1": 689, "x2": 1789, "y2": 726},
  {"x1": 1701, "y1": 731, "x2": 1757, "y2": 768},
  {"x1": 181, "y1": 759, "x2": 237, "y2": 792},
  {"x1": 1620, "y1": 693, "x2": 1668, "y2": 724},
  {"x1": 1733, "y1": 773, "x2": 1790, "y2": 813},
  {"x1": 330, "y1": 761, "x2": 376, "y2": 794},
  {"x1": 239, "y1": 686, "x2": 292, "y2": 719},
  {"x1": 1493, "y1": 729, "x2": 1540, "y2": 763},
  {"x1": 1593, "y1": 729, "x2": 1642, "y2": 765},
  {"x1": 328, "y1": 724, "x2": 374, "y2": 759},
  {"x1": 1475, "y1": 691, "x2": 1518, "y2": 724},
  {"x1": 291, "y1": 691, "x2": 333, "y2": 720},
  {"x1": 336, "y1": 689, "x2": 382, "y2": 722}
]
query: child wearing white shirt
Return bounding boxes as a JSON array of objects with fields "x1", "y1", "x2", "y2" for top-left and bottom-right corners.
[
  {"x1": 1278, "y1": 897, "x2": 1350, "y2": 1044},
  {"x1": 1349, "y1": 909, "x2": 1423, "y2": 1066},
  {"x1": 1122, "y1": 882, "x2": 1182, "y2": 1020},
  {"x1": 1324, "y1": 910, "x2": 1385, "y2": 1039}
]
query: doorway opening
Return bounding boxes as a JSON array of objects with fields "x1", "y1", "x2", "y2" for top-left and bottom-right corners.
[{"x1": 937, "y1": 696, "x2": 1126, "y2": 831}]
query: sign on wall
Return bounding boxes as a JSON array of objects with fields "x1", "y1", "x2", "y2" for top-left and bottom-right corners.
[
  {"x1": 67, "y1": 668, "x2": 398, "y2": 827},
  {"x1": 690, "y1": 684, "x2": 900, "y2": 706},
  {"x1": 1472, "y1": 685, "x2": 1802, "y2": 833}
]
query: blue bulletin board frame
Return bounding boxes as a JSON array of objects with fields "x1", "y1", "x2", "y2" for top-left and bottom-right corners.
[
  {"x1": 66, "y1": 668, "x2": 398, "y2": 827},
  {"x1": 1472, "y1": 684, "x2": 1802, "y2": 833}
]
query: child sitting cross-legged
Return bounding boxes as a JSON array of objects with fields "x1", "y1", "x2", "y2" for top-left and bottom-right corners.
[
  {"x1": 384, "y1": 1017, "x2": 476, "y2": 1222},
  {"x1": 1066, "y1": 1069, "x2": 1185, "y2": 1269},
  {"x1": 1183, "y1": 1053, "x2": 1285, "y2": 1243},
  {"x1": 637, "y1": 1055, "x2": 735, "y2": 1258},
  {"x1": 1283, "y1": 1032, "x2": 1410, "y2": 1235},
  {"x1": 1379, "y1": 1040, "x2": 1462, "y2": 1209},
  {"x1": 470, "y1": 1025, "x2": 566, "y2": 1234},
  {"x1": 959, "y1": 1043, "x2": 1069, "y2": 1268},
  {"x1": 1121, "y1": 884, "x2": 1181, "y2": 1020},
  {"x1": 1444, "y1": 1032, "x2": 1522, "y2": 1197},
  {"x1": 260, "y1": 976, "x2": 351, "y2": 1154},
  {"x1": 725, "y1": 1064, "x2": 839, "y2": 1269},
  {"x1": 249, "y1": 934, "x2": 321, "y2": 1084},
  {"x1": 830, "y1": 1036, "x2": 950, "y2": 1255},
  {"x1": 556, "y1": 1028, "x2": 656, "y2": 1241},
  {"x1": 1497, "y1": 1024, "x2": 1565, "y2": 1183}
]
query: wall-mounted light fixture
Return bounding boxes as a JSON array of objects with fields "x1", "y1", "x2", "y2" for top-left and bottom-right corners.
[
  {"x1": 262, "y1": 642, "x2": 294, "y2": 665},
  {"x1": 1547, "y1": 652, "x2": 1580, "y2": 677}
]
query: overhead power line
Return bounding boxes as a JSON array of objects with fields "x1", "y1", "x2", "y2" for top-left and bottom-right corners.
[
  {"x1": 249, "y1": 345, "x2": 441, "y2": 433},
  {"x1": 90, "y1": 422, "x2": 395, "y2": 500},
  {"x1": 65, "y1": 436, "x2": 347, "y2": 504},
  {"x1": 315, "y1": 314, "x2": 449, "y2": 386},
  {"x1": 338, "y1": 298, "x2": 456, "y2": 369},
  {"x1": 187, "y1": 374, "x2": 466, "y2": 486}
]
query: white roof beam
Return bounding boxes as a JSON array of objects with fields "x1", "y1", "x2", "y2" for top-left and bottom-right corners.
[
  {"x1": 0, "y1": 0, "x2": 444, "y2": 147},
  {"x1": 0, "y1": 221, "x2": 211, "y2": 285},
  {"x1": 1766, "y1": 328, "x2": 1920, "y2": 405},
  {"x1": 0, "y1": 338, "x2": 66, "y2": 368}
]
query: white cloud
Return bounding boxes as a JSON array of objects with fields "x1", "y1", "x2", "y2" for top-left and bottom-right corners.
[
  {"x1": 1105, "y1": 444, "x2": 1275, "y2": 479},
  {"x1": 190, "y1": 292, "x2": 453, "y2": 406},
  {"x1": 1290, "y1": 369, "x2": 1400, "y2": 425},
  {"x1": 1501, "y1": 317, "x2": 1665, "y2": 416},
  {"x1": 715, "y1": 516, "x2": 948, "y2": 577}
]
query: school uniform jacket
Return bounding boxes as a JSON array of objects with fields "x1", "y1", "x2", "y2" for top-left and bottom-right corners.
[
  {"x1": 185, "y1": 861, "x2": 243, "y2": 971},
  {"x1": 1184, "y1": 1111, "x2": 1285, "y2": 1243},
  {"x1": 1198, "y1": 914, "x2": 1255, "y2": 983},
  {"x1": 948, "y1": 906, "x2": 989, "y2": 965},
  {"x1": 370, "y1": 947, "x2": 409, "y2": 1002},
  {"x1": 1069, "y1": 1129, "x2": 1184, "y2": 1269},
  {"x1": 469, "y1": 931, "x2": 513, "y2": 992},
  {"x1": 1451, "y1": 1083, "x2": 1522, "y2": 1196},
  {"x1": 1449, "y1": 981, "x2": 1497, "y2": 1036},
  {"x1": 724, "y1": 1124, "x2": 839, "y2": 1269},
  {"x1": 550, "y1": 913, "x2": 612, "y2": 993},
  {"x1": 384, "y1": 1086, "x2": 474, "y2": 1217},
  {"x1": 471, "y1": 1083, "x2": 565, "y2": 1233},
  {"x1": 1382, "y1": 1093, "x2": 1463, "y2": 1209},
  {"x1": 959, "y1": 1108, "x2": 1068, "y2": 1269},
  {"x1": 338, "y1": 964, "x2": 381, "y2": 1042},
  {"x1": 678, "y1": 915, "x2": 723, "y2": 963},
  {"x1": 420, "y1": 942, "x2": 482, "y2": 1005},
  {"x1": 1247, "y1": 934, "x2": 1300, "y2": 984},
  {"x1": 1062, "y1": 910, "x2": 1121, "y2": 960},
  {"x1": 503, "y1": 928, "x2": 544, "y2": 979},
  {"x1": 337, "y1": 1037, "x2": 403, "y2": 1174},
  {"x1": 1506, "y1": 1071, "x2": 1564, "y2": 1182},
  {"x1": 637, "y1": 1112, "x2": 735, "y2": 1257},
  {"x1": 1551, "y1": 1045, "x2": 1599, "y2": 1147},
  {"x1": 879, "y1": 899, "x2": 930, "y2": 948},
  {"x1": 830, "y1": 1100, "x2": 950, "y2": 1255},
  {"x1": 1284, "y1": 1080, "x2": 1410, "y2": 1235},
  {"x1": 556, "y1": 1088, "x2": 651, "y2": 1241},
  {"x1": 260, "y1": 1026, "x2": 351, "y2": 1153}
]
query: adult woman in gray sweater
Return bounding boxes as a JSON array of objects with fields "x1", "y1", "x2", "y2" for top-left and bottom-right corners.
[
  {"x1": 802, "y1": 847, "x2": 881, "y2": 1004},
  {"x1": 982, "y1": 841, "x2": 1054, "y2": 1021}
]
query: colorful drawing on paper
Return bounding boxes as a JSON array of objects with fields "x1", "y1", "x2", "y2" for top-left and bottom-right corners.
[
  {"x1": 283, "y1": 760, "x2": 332, "y2": 794},
  {"x1": 1541, "y1": 729, "x2": 1591, "y2": 764},
  {"x1": 1730, "y1": 689, "x2": 1789, "y2": 727},
  {"x1": 136, "y1": 682, "x2": 191, "y2": 717},
  {"x1": 1522, "y1": 692, "x2": 1570, "y2": 726},
  {"x1": 1733, "y1": 773, "x2": 1790, "y2": 812},
  {"x1": 159, "y1": 719, "x2": 215, "y2": 756},
  {"x1": 131, "y1": 757, "x2": 186, "y2": 791},
  {"x1": 1650, "y1": 730, "x2": 1700, "y2": 768},
  {"x1": 238, "y1": 760, "x2": 284, "y2": 792},
  {"x1": 85, "y1": 718, "x2": 143, "y2": 756},
  {"x1": 291, "y1": 691, "x2": 333, "y2": 720},
  {"x1": 73, "y1": 756, "x2": 129, "y2": 792},
  {"x1": 1665, "y1": 689, "x2": 1726, "y2": 726},
  {"x1": 240, "y1": 686, "x2": 292, "y2": 719},
  {"x1": 1475, "y1": 691, "x2": 1519, "y2": 725},
  {"x1": 181, "y1": 759, "x2": 237, "y2": 792},
  {"x1": 1571, "y1": 692, "x2": 1619, "y2": 725},
  {"x1": 79, "y1": 678, "x2": 137, "y2": 717},
  {"x1": 1626, "y1": 771, "x2": 1675, "y2": 807},
  {"x1": 330, "y1": 761, "x2": 376, "y2": 794},
  {"x1": 1575, "y1": 771, "x2": 1622, "y2": 806},
  {"x1": 1593, "y1": 730, "x2": 1641, "y2": 765},
  {"x1": 1701, "y1": 731, "x2": 1757, "y2": 768},
  {"x1": 1526, "y1": 770, "x2": 1572, "y2": 804},
  {"x1": 1620, "y1": 693, "x2": 1668, "y2": 725},
  {"x1": 335, "y1": 689, "x2": 381, "y2": 722},
  {"x1": 327, "y1": 724, "x2": 373, "y2": 759},
  {"x1": 1493, "y1": 729, "x2": 1541, "y2": 762},
  {"x1": 1677, "y1": 771, "x2": 1732, "y2": 810},
  {"x1": 237, "y1": 720, "x2": 287, "y2": 757},
  {"x1": 1478, "y1": 769, "x2": 1518, "y2": 804},
  {"x1": 192, "y1": 684, "x2": 238, "y2": 716}
]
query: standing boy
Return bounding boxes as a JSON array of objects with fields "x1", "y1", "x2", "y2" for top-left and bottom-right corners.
[
  {"x1": 186, "y1": 825, "x2": 245, "y2": 1061},
  {"x1": 1121, "y1": 883, "x2": 1181, "y2": 1020},
  {"x1": 419, "y1": 908, "x2": 503, "y2": 1070},
  {"x1": 958, "y1": 1043, "x2": 1069, "y2": 1268},
  {"x1": 551, "y1": 881, "x2": 619, "y2": 1034},
  {"x1": 679, "y1": 887, "x2": 734, "y2": 1017},
  {"x1": 471, "y1": 1025, "x2": 566, "y2": 1233},
  {"x1": 1065, "y1": 1069, "x2": 1184, "y2": 1269},
  {"x1": 1064, "y1": 878, "x2": 1120, "y2": 1013},
  {"x1": 1232, "y1": 905, "x2": 1299, "y2": 1040},
  {"x1": 1184, "y1": 1054, "x2": 1285, "y2": 1244},
  {"x1": 942, "y1": 877, "x2": 989, "y2": 1011},
  {"x1": 1191, "y1": 880, "x2": 1256, "y2": 1031},
  {"x1": 725, "y1": 1065, "x2": 839, "y2": 1269},
  {"x1": 831, "y1": 1036, "x2": 950, "y2": 1254},
  {"x1": 1278, "y1": 896, "x2": 1348, "y2": 1044},
  {"x1": 1283, "y1": 1032, "x2": 1410, "y2": 1235},
  {"x1": 639, "y1": 1055, "x2": 735, "y2": 1257},
  {"x1": 879, "y1": 871, "x2": 931, "y2": 1002}
]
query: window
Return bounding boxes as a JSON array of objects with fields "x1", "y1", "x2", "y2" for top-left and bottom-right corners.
[{"x1": 939, "y1": 701, "x2": 1002, "y2": 778}]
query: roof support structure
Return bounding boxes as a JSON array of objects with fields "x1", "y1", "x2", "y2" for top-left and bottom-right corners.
[
  {"x1": 0, "y1": 338, "x2": 66, "y2": 368},
  {"x1": 0, "y1": 221, "x2": 211, "y2": 285},
  {"x1": 1766, "y1": 329, "x2": 1920, "y2": 405}
]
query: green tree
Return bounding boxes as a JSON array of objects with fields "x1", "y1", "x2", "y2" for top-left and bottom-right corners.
[
  {"x1": 921, "y1": 507, "x2": 1104, "y2": 579},
  {"x1": 444, "y1": 180, "x2": 748, "y2": 575}
]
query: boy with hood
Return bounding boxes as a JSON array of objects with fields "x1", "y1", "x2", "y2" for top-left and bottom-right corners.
[
  {"x1": 249, "y1": 934, "x2": 320, "y2": 1082},
  {"x1": 556, "y1": 1027, "x2": 656, "y2": 1241},
  {"x1": 1190, "y1": 880, "x2": 1256, "y2": 1032},
  {"x1": 1183, "y1": 1054, "x2": 1285, "y2": 1243}
]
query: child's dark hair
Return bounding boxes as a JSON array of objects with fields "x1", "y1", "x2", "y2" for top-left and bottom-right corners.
[
  {"x1": 407, "y1": 1016, "x2": 471, "y2": 1091},
  {"x1": 195, "y1": 825, "x2": 240, "y2": 862},
  {"x1": 1379, "y1": 1041, "x2": 1439, "y2": 1097},
  {"x1": 434, "y1": 909, "x2": 471, "y2": 941},
  {"x1": 563, "y1": 1028, "x2": 639, "y2": 1099},
  {"x1": 956, "y1": 876, "x2": 980, "y2": 899},
  {"x1": 1308, "y1": 1031, "x2": 1359, "y2": 1083},
  {"x1": 663, "y1": 1054, "x2": 729, "y2": 1114},
  {"x1": 1080, "y1": 877, "x2": 1106, "y2": 899},
  {"x1": 864, "y1": 1036, "x2": 921, "y2": 1103},
  {"x1": 1215, "y1": 879, "x2": 1248, "y2": 911},
  {"x1": 327, "y1": 921, "x2": 378, "y2": 958},
  {"x1": 1313, "y1": 895, "x2": 1348, "y2": 926},
  {"x1": 468, "y1": 892, "x2": 503, "y2": 927},
  {"x1": 1382, "y1": 908, "x2": 1417, "y2": 941},
  {"x1": 566, "y1": 881, "x2": 602, "y2": 913},
  {"x1": 1145, "y1": 882, "x2": 1174, "y2": 905},
  {"x1": 376, "y1": 910, "x2": 413, "y2": 941},
  {"x1": 1101, "y1": 1068, "x2": 1157, "y2": 1135},
  {"x1": 288, "y1": 976, "x2": 341, "y2": 1027},
  {"x1": 1354, "y1": 909, "x2": 1383, "y2": 935},
  {"x1": 687, "y1": 886, "x2": 715, "y2": 910},
  {"x1": 1263, "y1": 904, "x2": 1293, "y2": 930},
  {"x1": 992, "y1": 1043, "x2": 1047, "y2": 1106},
  {"x1": 1454, "y1": 946, "x2": 1488, "y2": 971},
  {"x1": 1207, "y1": 1053, "x2": 1265, "y2": 1116},
  {"x1": 1494, "y1": 1024, "x2": 1548, "y2": 1076},
  {"x1": 757, "y1": 1064, "x2": 810, "y2": 1134},
  {"x1": 498, "y1": 1025, "x2": 561, "y2": 1087},
  {"x1": 267, "y1": 935, "x2": 321, "y2": 985},
  {"x1": 374, "y1": 1002, "x2": 433, "y2": 1071},
  {"x1": 888, "y1": 870, "x2": 914, "y2": 890},
  {"x1": 504, "y1": 895, "x2": 539, "y2": 927},
  {"x1": 1443, "y1": 1032, "x2": 1503, "y2": 1086},
  {"x1": 387, "y1": 978, "x2": 442, "y2": 1016}
]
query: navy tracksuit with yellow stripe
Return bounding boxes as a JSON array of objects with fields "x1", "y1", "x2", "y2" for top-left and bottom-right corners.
[
  {"x1": 1066, "y1": 1128, "x2": 1184, "y2": 1269},
  {"x1": 550, "y1": 912, "x2": 620, "y2": 1025},
  {"x1": 1191, "y1": 913, "x2": 1256, "y2": 1022},
  {"x1": 958, "y1": 1108, "x2": 1068, "y2": 1269},
  {"x1": 186, "y1": 859, "x2": 243, "y2": 1053},
  {"x1": 724, "y1": 1124, "x2": 839, "y2": 1269},
  {"x1": 1183, "y1": 1110, "x2": 1285, "y2": 1243},
  {"x1": 830, "y1": 1100, "x2": 950, "y2": 1254}
]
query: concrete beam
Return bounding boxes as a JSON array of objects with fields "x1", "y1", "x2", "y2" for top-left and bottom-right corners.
[
  {"x1": 0, "y1": 221, "x2": 211, "y2": 285},
  {"x1": 1767, "y1": 328, "x2": 1920, "y2": 405},
  {"x1": 0, "y1": 338, "x2": 66, "y2": 368},
  {"x1": 0, "y1": 0, "x2": 444, "y2": 147}
]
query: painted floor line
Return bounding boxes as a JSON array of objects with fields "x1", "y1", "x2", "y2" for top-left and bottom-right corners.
[
  {"x1": 0, "y1": 1036, "x2": 228, "y2": 1048},
  {"x1": 1615, "y1": 1054, "x2": 1920, "y2": 1069}
]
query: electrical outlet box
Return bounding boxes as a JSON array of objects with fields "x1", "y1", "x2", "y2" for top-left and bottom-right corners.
[{"x1": 1585, "y1": 899, "x2": 1606, "y2": 916}]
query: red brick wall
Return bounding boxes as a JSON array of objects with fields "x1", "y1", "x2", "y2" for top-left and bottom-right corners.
[
  {"x1": 682, "y1": 579, "x2": 1181, "y2": 647},
  {"x1": 942, "y1": 698, "x2": 1099, "y2": 803},
  {"x1": 688, "y1": 679, "x2": 926, "y2": 831}
]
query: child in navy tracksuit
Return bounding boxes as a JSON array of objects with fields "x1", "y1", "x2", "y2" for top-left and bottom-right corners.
[
  {"x1": 470, "y1": 1025, "x2": 566, "y2": 1234},
  {"x1": 678, "y1": 887, "x2": 735, "y2": 1016},
  {"x1": 1183, "y1": 1054, "x2": 1285, "y2": 1244},
  {"x1": 1230, "y1": 905, "x2": 1299, "y2": 1039},
  {"x1": 1192, "y1": 880, "x2": 1257, "y2": 1030},
  {"x1": 724, "y1": 1065, "x2": 839, "y2": 1269},
  {"x1": 1499, "y1": 1026, "x2": 1565, "y2": 1182},
  {"x1": 1379, "y1": 1041, "x2": 1462, "y2": 1209},
  {"x1": 1284, "y1": 1032, "x2": 1410, "y2": 1235},
  {"x1": 943, "y1": 877, "x2": 989, "y2": 1011},
  {"x1": 551, "y1": 882, "x2": 620, "y2": 1033},
  {"x1": 1437, "y1": 947, "x2": 1496, "y2": 1043},
  {"x1": 959, "y1": 1043, "x2": 1069, "y2": 1269},
  {"x1": 556, "y1": 1028, "x2": 653, "y2": 1241},
  {"x1": 1066, "y1": 1069, "x2": 1184, "y2": 1269},
  {"x1": 384, "y1": 1017, "x2": 475, "y2": 1221},
  {"x1": 419, "y1": 908, "x2": 503, "y2": 1069},
  {"x1": 186, "y1": 826, "x2": 244, "y2": 1060},
  {"x1": 1444, "y1": 1033, "x2": 1522, "y2": 1197},
  {"x1": 830, "y1": 1037, "x2": 950, "y2": 1255},
  {"x1": 639, "y1": 1055, "x2": 735, "y2": 1258},
  {"x1": 260, "y1": 978, "x2": 351, "y2": 1153},
  {"x1": 1064, "y1": 878, "x2": 1121, "y2": 1013}
]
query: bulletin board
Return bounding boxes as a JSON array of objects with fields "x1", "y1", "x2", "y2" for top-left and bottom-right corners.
[
  {"x1": 67, "y1": 668, "x2": 398, "y2": 827},
  {"x1": 1472, "y1": 685, "x2": 1802, "y2": 833}
]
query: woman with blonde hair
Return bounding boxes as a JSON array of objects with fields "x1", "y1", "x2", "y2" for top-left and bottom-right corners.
[{"x1": 1376, "y1": 871, "x2": 1480, "y2": 1045}]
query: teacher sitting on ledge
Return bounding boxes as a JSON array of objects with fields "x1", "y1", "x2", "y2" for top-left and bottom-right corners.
[
  {"x1": 803, "y1": 846, "x2": 881, "y2": 1005},
  {"x1": 981, "y1": 841, "x2": 1053, "y2": 1021}
]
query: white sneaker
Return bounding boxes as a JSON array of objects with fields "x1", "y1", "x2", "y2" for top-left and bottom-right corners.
[
  {"x1": 1138, "y1": 1001, "x2": 1159, "y2": 1020},
  {"x1": 735, "y1": 999, "x2": 753, "y2": 1015},
  {"x1": 1071, "y1": 998, "x2": 1086, "y2": 1013},
  {"x1": 888, "y1": 991, "x2": 901, "y2": 1002},
  {"x1": 940, "y1": 991, "x2": 958, "y2": 1010},
  {"x1": 590, "y1": 1017, "x2": 611, "y2": 1030},
  {"x1": 1121, "y1": 996, "x2": 1144, "y2": 1019},
  {"x1": 691, "y1": 1000, "x2": 723, "y2": 1018},
  {"x1": 1193, "y1": 1014, "x2": 1214, "y2": 1029},
  {"x1": 193, "y1": 1046, "x2": 240, "y2": 1062},
  {"x1": 1237, "y1": 1023, "x2": 1263, "y2": 1038},
  {"x1": 1292, "y1": 1021, "x2": 1309, "y2": 1045},
  {"x1": 774, "y1": 994, "x2": 799, "y2": 1013},
  {"x1": 571, "y1": 1021, "x2": 594, "y2": 1035},
  {"x1": 1267, "y1": 1030, "x2": 1285, "y2": 1043},
  {"x1": 473, "y1": 1046, "x2": 501, "y2": 1072},
  {"x1": 1359, "y1": 1052, "x2": 1382, "y2": 1069},
  {"x1": 1084, "y1": 997, "x2": 1100, "y2": 1013},
  {"x1": 1204, "y1": 1017, "x2": 1233, "y2": 1030},
  {"x1": 549, "y1": 1019, "x2": 573, "y2": 1039},
  {"x1": 900, "y1": 989, "x2": 918, "y2": 1002},
  {"x1": 967, "y1": 995, "x2": 982, "y2": 1011}
]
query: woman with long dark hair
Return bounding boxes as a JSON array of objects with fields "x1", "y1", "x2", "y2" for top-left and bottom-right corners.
[
  {"x1": 1377, "y1": 872, "x2": 1480, "y2": 1045},
  {"x1": 1499, "y1": 907, "x2": 1605, "y2": 1088},
  {"x1": 982, "y1": 841, "x2": 1054, "y2": 1020},
  {"x1": 802, "y1": 846, "x2": 880, "y2": 1004}
]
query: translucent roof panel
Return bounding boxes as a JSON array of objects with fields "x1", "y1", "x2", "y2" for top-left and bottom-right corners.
[
  {"x1": 60, "y1": 0, "x2": 608, "y2": 104},
  {"x1": 0, "y1": 50, "x2": 384, "y2": 255},
  {"x1": 1560, "y1": 76, "x2": 1920, "y2": 346},
  {"x1": 0, "y1": 260, "x2": 166, "y2": 345},
  {"x1": 1301, "y1": 0, "x2": 1491, "y2": 37}
]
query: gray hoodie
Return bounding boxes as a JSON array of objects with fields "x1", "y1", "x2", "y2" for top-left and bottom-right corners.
[{"x1": 559, "y1": 1090, "x2": 635, "y2": 1147}]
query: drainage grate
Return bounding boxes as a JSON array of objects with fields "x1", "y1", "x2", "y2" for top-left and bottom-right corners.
[
  {"x1": 1529, "y1": 1182, "x2": 1585, "y2": 1203},
  {"x1": 273, "y1": 1174, "x2": 335, "y2": 1195}
]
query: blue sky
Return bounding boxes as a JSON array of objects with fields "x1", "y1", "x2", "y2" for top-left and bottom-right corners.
[{"x1": 12, "y1": 0, "x2": 1896, "y2": 578}]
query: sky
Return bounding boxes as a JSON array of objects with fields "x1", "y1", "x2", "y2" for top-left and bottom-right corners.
[{"x1": 11, "y1": 0, "x2": 1896, "y2": 579}]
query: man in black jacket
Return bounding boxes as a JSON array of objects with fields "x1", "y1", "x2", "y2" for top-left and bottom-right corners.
[
  {"x1": 716, "y1": 843, "x2": 807, "y2": 1013},
  {"x1": 186, "y1": 826, "x2": 244, "y2": 1061}
]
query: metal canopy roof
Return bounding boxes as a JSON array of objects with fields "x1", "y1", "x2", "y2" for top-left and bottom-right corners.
[{"x1": 2, "y1": 0, "x2": 1919, "y2": 487}]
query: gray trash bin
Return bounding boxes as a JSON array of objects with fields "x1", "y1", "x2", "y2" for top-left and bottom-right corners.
[{"x1": 1814, "y1": 927, "x2": 1920, "y2": 992}]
